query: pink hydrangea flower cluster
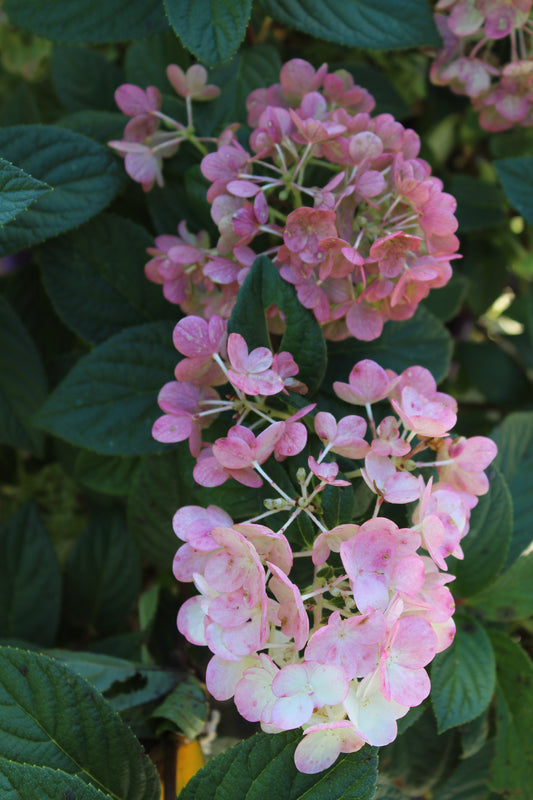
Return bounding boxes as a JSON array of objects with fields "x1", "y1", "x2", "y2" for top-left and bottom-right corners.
[
  {"x1": 164, "y1": 328, "x2": 497, "y2": 773},
  {"x1": 430, "y1": 0, "x2": 533, "y2": 131},
  {"x1": 111, "y1": 59, "x2": 460, "y2": 341}
]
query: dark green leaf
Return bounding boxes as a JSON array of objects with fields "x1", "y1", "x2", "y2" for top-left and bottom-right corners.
[
  {"x1": 451, "y1": 465, "x2": 511, "y2": 597},
  {"x1": 3, "y1": 0, "x2": 168, "y2": 42},
  {"x1": 492, "y1": 411, "x2": 533, "y2": 565},
  {"x1": 258, "y1": 0, "x2": 440, "y2": 49},
  {"x1": 495, "y1": 157, "x2": 533, "y2": 225},
  {"x1": 34, "y1": 320, "x2": 176, "y2": 456},
  {"x1": 151, "y1": 676, "x2": 208, "y2": 739},
  {"x1": 321, "y1": 482, "x2": 356, "y2": 529},
  {"x1": 164, "y1": 0, "x2": 252, "y2": 67},
  {"x1": 229, "y1": 255, "x2": 327, "y2": 396},
  {"x1": 0, "y1": 296, "x2": 47, "y2": 454},
  {"x1": 0, "y1": 646, "x2": 160, "y2": 799},
  {"x1": 0, "y1": 502, "x2": 61, "y2": 647},
  {"x1": 0, "y1": 126, "x2": 122, "y2": 256},
  {"x1": 0, "y1": 158, "x2": 51, "y2": 227},
  {"x1": 125, "y1": 31, "x2": 190, "y2": 89},
  {"x1": 456, "y1": 341, "x2": 530, "y2": 406},
  {"x1": 341, "y1": 64, "x2": 409, "y2": 119},
  {"x1": 40, "y1": 214, "x2": 174, "y2": 344},
  {"x1": 422, "y1": 271, "x2": 469, "y2": 323},
  {"x1": 326, "y1": 305, "x2": 452, "y2": 386},
  {"x1": 57, "y1": 110, "x2": 126, "y2": 144},
  {"x1": 74, "y1": 451, "x2": 141, "y2": 495},
  {"x1": 180, "y1": 730, "x2": 377, "y2": 799},
  {"x1": 460, "y1": 711, "x2": 489, "y2": 758},
  {"x1": 433, "y1": 741, "x2": 494, "y2": 800},
  {"x1": 0, "y1": 760, "x2": 112, "y2": 800},
  {"x1": 431, "y1": 613, "x2": 495, "y2": 732},
  {"x1": 469, "y1": 552, "x2": 533, "y2": 621},
  {"x1": 447, "y1": 175, "x2": 505, "y2": 233},
  {"x1": 64, "y1": 512, "x2": 141, "y2": 635},
  {"x1": 51, "y1": 45, "x2": 123, "y2": 111},
  {"x1": 488, "y1": 629, "x2": 533, "y2": 799}
]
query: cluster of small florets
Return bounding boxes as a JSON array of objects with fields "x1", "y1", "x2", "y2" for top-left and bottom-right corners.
[
  {"x1": 157, "y1": 317, "x2": 497, "y2": 773},
  {"x1": 430, "y1": 0, "x2": 533, "y2": 131},
  {"x1": 111, "y1": 58, "x2": 460, "y2": 341}
]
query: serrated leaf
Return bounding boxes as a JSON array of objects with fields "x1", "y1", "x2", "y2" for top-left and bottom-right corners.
[
  {"x1": 34, "y1": 320, "x2": 176, "y2": 456},
  {"x1": 64, "y1": 512, "x2": 141, "y2": 635},
  {"x1": 468, "y1": 552, "x2": 533, "y2": 621},
  {"x1": 40, "y1": 214, "x2": 173, "y2": 344},
  {"x1": 51, "y1": 45, "x2": 123, "y2": 112},
  {"x1": 3, "y1": 0, "x2": 168, "y2": 42},
  {"x1": 491, "y1": 410, "x2": 533, "y2": 564},
  {"x1": 180, "y1": 730, "x2": 377, "y2": 799},
  {"x1": 451, "y1": 465, "x2": 511, "y2": 597},
  {"x1": 164, "y1": 0, "x2": 252, "y2": 67},
  {"x1": 447, "y1": 175, "x2": 505, "y2": 233},
  {"x1": 423, "y1": 271, "x2": 469, "y2": 323},
  {"x1": 431, "y1": 613, "x2": 495, "y2": 733},
  {"x1": 0, "y1": 158, "x2": 51, "y2": 226},
  {"x1": 0, "y1": 760, "x2": 112, "y2": 800},
  {"x1": 0, "y1": 646, "x2": 160, "y2": 800},
  {"x1": 432, "y1": 741, "x2": 494, "y2": 800},
  {"x1": 495, "y1": 157, "x2": 533, "y2": 225},
  {"x1": 0, "y1": 126, "x2": 122, "y2": 256},
  {"x1": 74, "y1": 451, "x2": 141, "y2": 495},
  {"x1": 229, "y1": 255, "x2": 327, "y2": 396},
  {"x1": 0, "y1": 502, "x2": 61, "y2": 647},
  {"x1": 57, "y1": 110, "x2": 126, "y2": 144},
  {"x1": 327, "y1": 305, "x2": 452, "y2": 386},
  {"x1": 488, "y1": 629, "x2": 533, "y2": 799},
  {"x1": 258, "y1": 0, "x2": 440, "y2": 49},
  {"x1": 0, "y1": 295, "x2": 47, "y2": 454},
  {"x1": 152, "y1": 676, "x2": 208, "y2": 739}
]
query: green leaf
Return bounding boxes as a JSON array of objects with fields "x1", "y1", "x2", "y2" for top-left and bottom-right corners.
[
  {"x1": 258, "y1": 0, "x2": 440, "y2": 49},
  {"x1": 422, "y1": 271, "x2": 469, "y2": 323},
  {"x1": 341, "y1": 64, "x2": 409, "y2": 119},
  {"x1": 34, "y1": 320, "x2": 176, "y2": 456},
  {"x1": 152, "y1": 676, "x2": 208, "y2": 739},
  {"x1": 64, "y1": 512, "x2": 141, "y2": 635},
  {"x1": 0, "y1": 760, "x2": 112, "y2": 800},
  {"x1": 451, "y1": 465, "x2": 512, "y2": 597},
  {"x1": 74, "y1": 451, "x2": 141, "y2": 495},
  {"x1": 495, "y1": 157, "x2": 533, "y2": 225},
  {"x1": 0, "y1": 502, "x2": 61, "y2": 647},
  {"x1": 447, "y1": 175, "x2": 506, "y2": 233},
  {"x1": 125, "y1": 31, "x2": 190, "y2": 89},
  {"x1": 0, "y1": 646, "x2": 160, "y2": 800},
  {"x1": 488, "y1": 629, "x2": 533, "y2": 800},
  {"x1": 0, "y1": 126, "x2": 122, "y2": 256},
  {"x1": 468, "y1": 552, "x2": 533, "y2": 621},
  {"x1": 0, "y1": 296, "x2": 47, "y2": 454},
  {"x1": 456, "y1": 341, "x2": 530, "y2": 406},
  {"x1": 229, "y1": 255, "x2": 327, "y2": 396},
  {"x1": 460, "y1": 711, "x2": 489, "y2": 759},
  {"x1": 326, "y1": 305, "x2": 452, "y2": 386},
  {"x1": 40, "y1": 214, "x2": 173, "y2": 344},
  {"x1": 179, "y1": 731, "x2": 377, "y2": 799},
  {"x1": 431, "y1": 613, "x2": 495, "y2": 733},
  {"x1": 164, "y1": 0, "x2": 252, "y2": 67},
  {"x1": 432, "y1": 741, "x2": 494, "y2": 800},
  {"x1": 57, "y1": 110, "x2": 127, "y2": 144},
  {"x1": 3, "y1": 0, "x2": 168, "y2": 42},
  {"x1": 51, "y1": 45, "x2": 123, "y2": 112},
  {"x1": 491, "y1": 410, "x2": 533, "y2": 565},
  {"x1": 0, "y1": 158, "x2": 51, "y2": 227}
]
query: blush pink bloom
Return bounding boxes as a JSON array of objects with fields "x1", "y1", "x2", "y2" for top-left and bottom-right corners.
[
  {"x1": 333, "y1": 359, "x2": 393, "y2": 406},
  {"x1": 173, "y1": 504, "x2": 233, "y2": 550},
  {"x1": 379, "y1": 614, "x2": 438, "y2": 707},
  {"x1": 226, "y1": 333, "x2": 285, "y2": 396},
  {"x1": 294, "y1": 721, "x2": 365, "y2": 774},
  {"x1": 270, "y1": 661, "x2": 350, "y2": 729},
  {"x1": 312, "y1": 523, "x2": 358, "y2": 567},
  {"x1": 314, "y1": 411, "x2": 370, "y2": 459},
  {"x1": 268, "y1": 562, "x2": 309, "y2": 649},
  {"x1": 343, "y1": 669, "x2": 409, "y2": 746},
  {"x1": 361, "y1": 453, "x2": 422, "y2": 504},
  {"x1": 152, "y1": 381, "x2": 220, "y2": 456},
  {"x1": 166, "y1": 64, "x2": 220, "y2": 101},
  {"x1": 305, "y1": 609, "x2": 386, "y2": 679},
  {"x1": 436, "y1": 435, "x2": 498, "y2": 495}
]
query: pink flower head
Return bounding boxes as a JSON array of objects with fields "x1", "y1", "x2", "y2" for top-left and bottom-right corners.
[
  {"x1": 391, "y1": 367, "x2": 457, "y2": 438},
  {"x1": 211, "y1": 422, "x2": 285, "y2": 477},
  {"x1": 305, "y1": 609, "x2": 386, "y2": 680},
  {"x1": 333, "y1": 359, "x2": 393, "y2": 406},
  {"x1": 233, "y1": 523, "x2": 293, "y2": 574},
  {"x1": 173, "y1": 504, "x2": 233, "y2": 550},
  {"x1": 308, "y1": 455, "x2": 351, "y2": 487},
  {"x1": 361, "y1": 453, "x2": 422, "y2": 504},
  {"x1": 268, "y1": 562, "x2": 309, "y2": 649},
  {"x1": 166, "y1": 64, "x2": 220, "y2": 100},
  {"x1": 226, "y1": 333, "x2": 284, "y2": 396},
  {"x1": 152, "y1": 381, "x2": 220, "y2": 455},
  {"x1": 312, "y1": 523, "x2": 358, "y2": 567},
  {"x1": 340, "y1": 520, "x2": 398, "y2": 612},
  {"x1": 379, "y1": 614, "x2": 438, "y2": 706},
  {"x1": 294, "y1": 721, "x2": 365, "y2": 774},
  {"x1": 114, "y1": 84, "x2": 162, "y2": 117},
  {"x1": 282, "y1": 208, "x2": 337, "y2": 265},
  {"x1": 436, "y1": 435, "x2": 497, "y2": 495},
  {"x1": 343, "y1": 669, "x2": 409, "y2": 746},
  {"x1": 314, "y1": 411, "x2": 370, "y2": 459},
  {"x1": 173, "y1": 315, "x2": 228, "y2": 386}
]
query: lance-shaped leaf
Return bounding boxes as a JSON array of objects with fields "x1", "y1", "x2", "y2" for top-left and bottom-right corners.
[
  {"x1": 229, "y1": 255, "x2": 327, "y2": 396},
  {"x1": 0, "y1": 126, "x2": 122, "y2": 256},
  {"x1": 0, "y1": 158, "x2": 51, "y2": 227},
  {"x1": 431, "y1": 613, "x2": 495, "y2": 733},
  {"x1": 34, "y1": 320, "x2": 176, "y2": 456},
  {"x1": 0, "y1": 760, "x2": 113, "y2": 800},
  {"x1": 179, "y1": 730, "x2": 377, "y2": 799},
  {"x1": 0, "y1": 646, "x2": 160, "y2": 800},
  {"x1": 258, "y1": 0, "x2": 440, "y2": 49}
]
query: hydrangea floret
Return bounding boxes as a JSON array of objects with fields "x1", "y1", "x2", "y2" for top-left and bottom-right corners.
[
  {"x1": 430, "y1": 0, "x2": 533, "y2": 131},
  {"x1": 156, "y1": 315, "x2": 497, "y2": 773},
  {"x1": 110, "y1": 58, "x2": 460, "y2": 341}
]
